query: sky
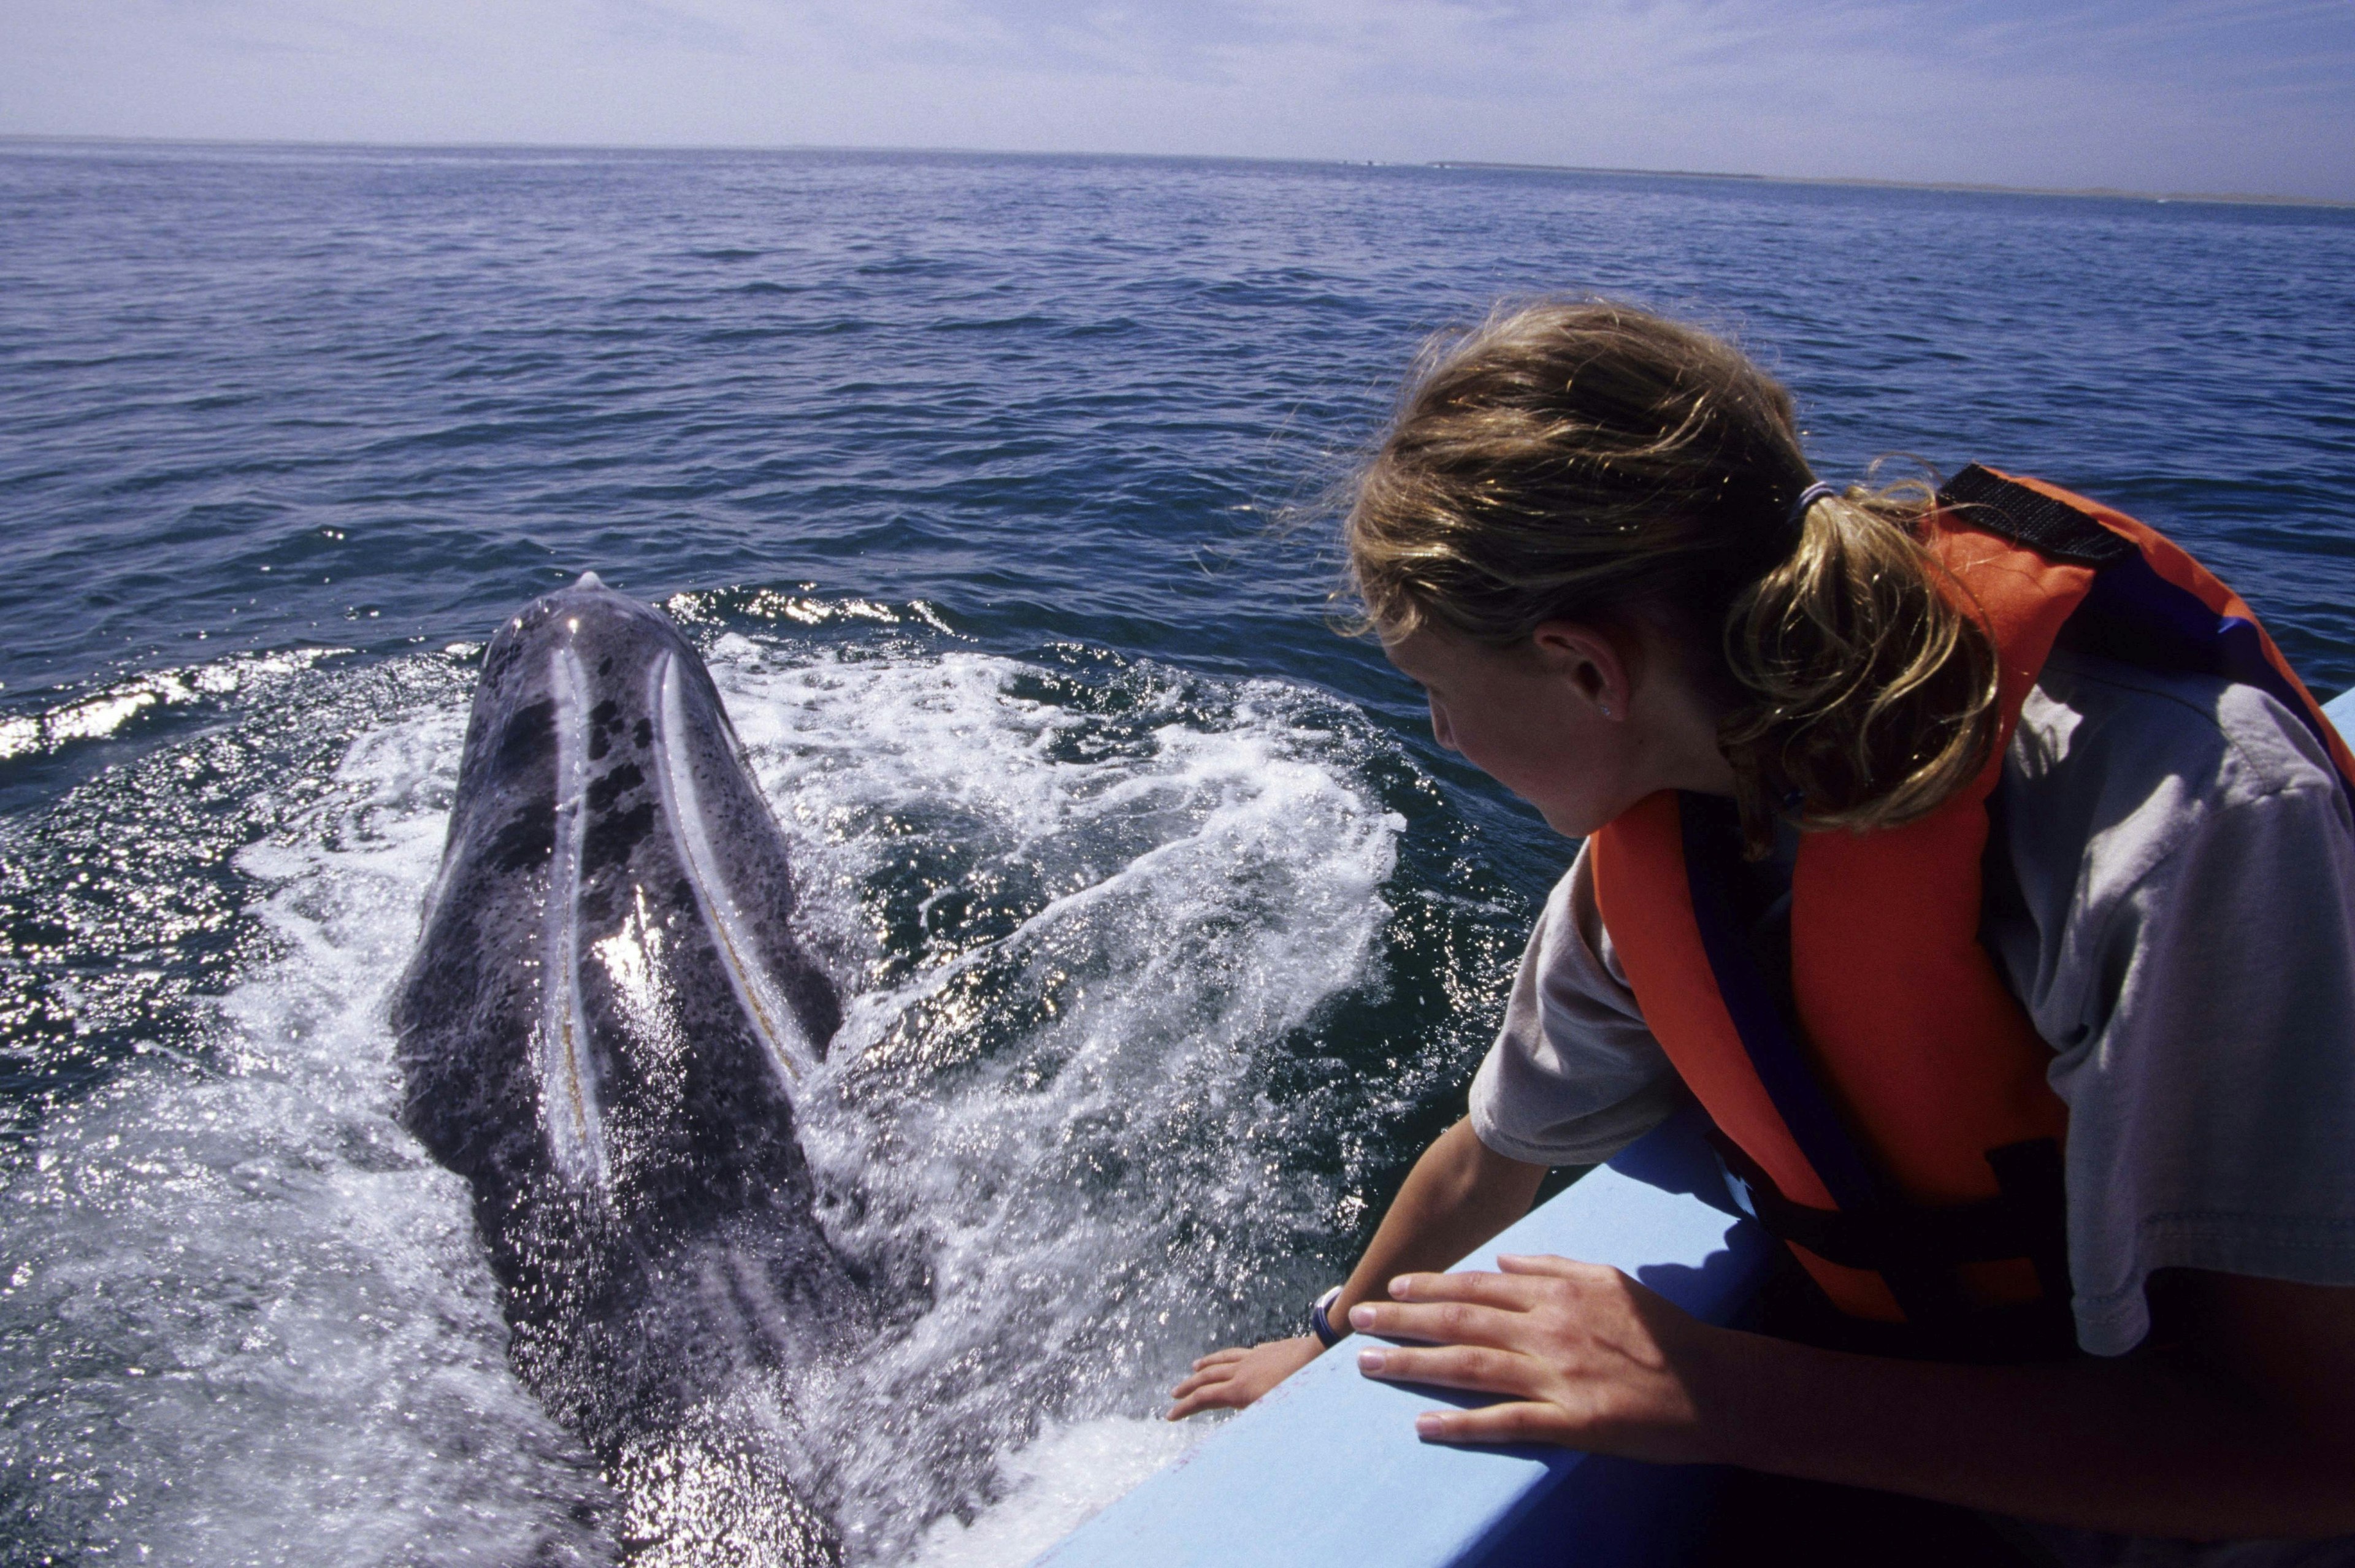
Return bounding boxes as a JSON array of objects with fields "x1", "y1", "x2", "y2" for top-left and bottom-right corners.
[{"x1": 5, "y1": 0, "x2": 2351, "y2": 200}]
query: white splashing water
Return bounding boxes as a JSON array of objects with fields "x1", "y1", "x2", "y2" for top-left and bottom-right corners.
[
  {"x1": 0, "y1": 633, "x2": 1404, "y2": 1567},
  {"x1": 900, "y1": 1418, "x2": 1204, "y2": 1568}
]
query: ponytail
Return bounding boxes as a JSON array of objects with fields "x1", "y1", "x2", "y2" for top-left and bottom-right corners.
[
  {"x1": 1344, "y1": 299, "x2": 1999, "y2": 854},
  {"x1": 1719, "y1": 483, "x2": 1997, "y2": 851}
]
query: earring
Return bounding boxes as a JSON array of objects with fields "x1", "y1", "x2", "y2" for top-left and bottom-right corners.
[{"x1": 1598, "y1": 702, "x2": 1614, "y2": 719}]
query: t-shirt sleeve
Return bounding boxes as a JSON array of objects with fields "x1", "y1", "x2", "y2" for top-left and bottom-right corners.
[
  {"x1": 1468, "y1": 841, "x2": 1685, "y2": 1167},
  {"x1": 2023, "y1": 674, "x2": 2355, "y2": 1357}
]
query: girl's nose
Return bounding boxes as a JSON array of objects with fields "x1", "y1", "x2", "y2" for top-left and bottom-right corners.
[{"x1": 1428, "y1": 697, "x2": 1458, "y2": 754}]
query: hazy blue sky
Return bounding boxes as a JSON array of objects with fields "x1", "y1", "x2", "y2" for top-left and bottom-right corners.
[{"x1": 6, "y1": 0, "x2": 2351, "y2": 199}]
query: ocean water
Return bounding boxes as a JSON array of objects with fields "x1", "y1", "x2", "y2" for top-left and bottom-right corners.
[{"x1": 2, "y1": 140, "x2": 2352, "y2": 1566}]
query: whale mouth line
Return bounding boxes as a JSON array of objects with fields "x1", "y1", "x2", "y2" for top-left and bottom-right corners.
[
  {"x1": 542, "y1": 640, "x2": 612, "y2": 1187},
  {"x1": 651, "y1": 649, "x2": 812, "y2": 1089}
]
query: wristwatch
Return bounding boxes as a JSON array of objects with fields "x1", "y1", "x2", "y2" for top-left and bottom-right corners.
[{"x1": 1307, "y1": 1285, "x2": 1346, "y2": 1348}]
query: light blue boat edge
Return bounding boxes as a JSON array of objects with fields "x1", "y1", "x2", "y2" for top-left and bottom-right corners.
[
  {"x1": 1035, "y1": 1104, "x2": 1775, "y2": 1568},
  {"x1": 2321, "y1": 686, "x2": 2355, "y2": 739}
]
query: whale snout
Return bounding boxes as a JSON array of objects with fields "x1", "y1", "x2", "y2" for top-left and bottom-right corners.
[{"x1": 494, "y1": 578, "x2": 686, "y2": 670}]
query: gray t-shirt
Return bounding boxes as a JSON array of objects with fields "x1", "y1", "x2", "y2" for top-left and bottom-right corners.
[{"x1": 1468, "y1": 646, "x2": 2355, "y2": 1360}]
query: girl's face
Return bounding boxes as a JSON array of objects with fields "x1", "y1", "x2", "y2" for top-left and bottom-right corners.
[
  {"x1": 1382, "y1": 618, "x2": 1735, "y2": 838},
  {"x1": 1382, "y1": 622, "x2": 1643, "y2": 838}
]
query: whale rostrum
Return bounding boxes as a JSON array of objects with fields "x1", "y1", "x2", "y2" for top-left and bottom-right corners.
[{"x1": 393, "y1": 577, "x2": 852, "y2": 1566}]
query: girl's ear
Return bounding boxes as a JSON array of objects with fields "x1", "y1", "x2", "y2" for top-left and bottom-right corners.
[{"x1": 1528, "y1": 620, "x2": 1636, "y2": 721}]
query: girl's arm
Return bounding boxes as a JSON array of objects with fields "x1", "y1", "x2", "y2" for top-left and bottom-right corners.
[
  {"x1": 1165, "y1": 1117, "x2": 1545, "y2": 1419},
  {"x1": 1352, "y1": 1256, "x2": 2355, "y2": 1540}
]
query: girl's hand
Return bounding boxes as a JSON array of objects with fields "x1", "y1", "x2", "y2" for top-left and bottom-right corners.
[
  {"x1": 1166, "y1": 1335, "x2": 1325, "y2": 1420},
  {"x1": 1347, "y1": 1253, "x2": 1734, "y2": 1464}
]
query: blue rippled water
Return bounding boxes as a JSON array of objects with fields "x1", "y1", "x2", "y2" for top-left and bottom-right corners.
[{"x1": 2, "y1": 140, "x2": 2352, "y2": 1566}]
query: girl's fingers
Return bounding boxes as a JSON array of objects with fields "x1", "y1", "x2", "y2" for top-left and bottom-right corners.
[
  {"x1": 1414, "y1": 1399, "x2": 1566, "y2": 1447},
  {"x1": 1168, "y1": 1365, "x2": 1235, "y2": 1399},
  {"x1": 1166, "y1": 1390, "x2": 1222, "y2": 1420},
  {"x1": 1355, "y1": 1341, "x2": 1535, "y2": 1398},
  {"x1": 1382, "y1": 1269, "x2": 1549, "y2": 1310},
  {"x1": 1168, "y1": 1368, "x2": 1269, "y2": 1420},
  {"x1": 1494, "y1": 1253, "x2": 1593, "y2": 1280},
  {"x1": 1349, "y1": 1297, "x2": 1525, "y2": 1348},
  {"x1": 1189, "y1": 1347, "x2": 1249, "y2": 1372}
]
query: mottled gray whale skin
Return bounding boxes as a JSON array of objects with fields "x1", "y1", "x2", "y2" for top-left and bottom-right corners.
[{"x1": 392, "y1": 576, "x2": 851, "y2": 1567}]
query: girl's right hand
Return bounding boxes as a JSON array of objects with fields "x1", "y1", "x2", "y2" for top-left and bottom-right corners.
[{"x1": 1166, "y1": 1335, "x2": 1325, "y2": 1420}]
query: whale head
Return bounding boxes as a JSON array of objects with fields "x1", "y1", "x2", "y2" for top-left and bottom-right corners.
[{"x1": 394, "y1": 579, "x2": 841, "y2": 1205}]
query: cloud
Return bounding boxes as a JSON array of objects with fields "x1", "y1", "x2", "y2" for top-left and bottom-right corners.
[{"x1": 3, "y1": 0, "x2": 2349, "y2": 198}]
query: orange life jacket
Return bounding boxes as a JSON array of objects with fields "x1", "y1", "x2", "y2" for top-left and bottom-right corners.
[{"x1": 1590, "y1": 465, "x2": 2355, "y2": 1357}]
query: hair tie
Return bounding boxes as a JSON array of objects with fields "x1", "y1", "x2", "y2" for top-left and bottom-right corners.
[{"x1": 1787, "y1": 481, "x2": 1842, "y2": 529}]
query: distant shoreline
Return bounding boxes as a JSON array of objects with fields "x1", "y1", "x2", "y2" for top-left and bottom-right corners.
[
  {"x1": 4, "y1": 134, "x2": 2347, "y2": 211},
  {"x1": 1425, "y1": 159, "x2": 2355, "y2": 211}
]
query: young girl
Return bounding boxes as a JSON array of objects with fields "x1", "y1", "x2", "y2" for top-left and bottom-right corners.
[{"x1": 1168, "y1": 300, "x2": 2355, "y2": 1558}]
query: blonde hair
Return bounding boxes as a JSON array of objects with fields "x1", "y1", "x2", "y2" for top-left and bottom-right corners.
[{"x1": 1345, "y1": 299, "x2": 1997, "y2": 852}]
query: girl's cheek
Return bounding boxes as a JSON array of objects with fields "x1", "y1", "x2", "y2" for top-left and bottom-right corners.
[{"x1": 1428, "y1": 698, "x2": 1458, "y2": 754}]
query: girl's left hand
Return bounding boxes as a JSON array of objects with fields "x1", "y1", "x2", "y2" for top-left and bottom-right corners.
[{"x1": 1347, "y1": 1253, "x2": 1736, "y2": 1464}]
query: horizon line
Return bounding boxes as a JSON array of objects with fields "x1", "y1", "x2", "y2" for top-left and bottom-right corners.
[
  {"x1": 1428, "y1": 159, "x2": 2354, "y2": 212},
  {"x1": 6, "y1": 132, "x2": 2349, "y2": 212}
]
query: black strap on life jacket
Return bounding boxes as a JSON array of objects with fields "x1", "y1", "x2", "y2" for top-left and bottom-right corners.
[
  {"x1": 1940, "y1": 463, "x2": 2136, "y2": 568},
  {"x1": 1704, "y1": 1130, "x2": 2064, "y2": 1278}
]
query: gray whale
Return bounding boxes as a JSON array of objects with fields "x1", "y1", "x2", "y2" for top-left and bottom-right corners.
[{"x1": 393, "y1": 576, "x2": 852, "y2": 1567}]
